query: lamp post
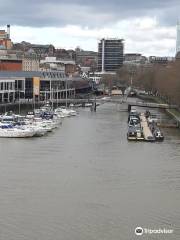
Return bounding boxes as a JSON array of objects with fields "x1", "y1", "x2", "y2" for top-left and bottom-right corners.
[
  {"x1": 65, "y1": 79, "x2": 68, "y2": 108},
  {"x1": 18, "y1": 90, "x2": 21, "y2": 115},
  {"x1": 56, "y1": 86, "x2": 59, "y2": 108},
  {"x1": 52, "y1": 88, "x2": 54, "y2": 110}
]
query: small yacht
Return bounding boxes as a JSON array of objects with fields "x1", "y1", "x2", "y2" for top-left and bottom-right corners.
[
  {"x1": 55, "y1": 107, "x2": 77, "y2": 117},
  {"x1": 69, "y1": 109, "x2": 77, "y2": 116},
  {"x1": 0, "y1": 124, "x2": 35, "y2": 138},
  {"x1": 84, "y1": 103, "x2": 93, "y2": 107}
]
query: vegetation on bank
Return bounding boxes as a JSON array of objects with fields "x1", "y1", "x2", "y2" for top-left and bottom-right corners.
[
  {"x1": 100, "y1": 61, "x2": 180, "y2": 119},
  {"x1": 116, "y1": 61, "x2": 180, "y2": 107},
  {"x1": 101, "y1": 62, "x2": 180, "y2": 107}
]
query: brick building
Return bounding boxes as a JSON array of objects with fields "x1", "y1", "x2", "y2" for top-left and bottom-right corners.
[
  {"x1": 0, "y1": 59, "x2": 22, "y2": 71},
  {"x1": 0, "y1": 25, "x2": 13, "y2": 50}
]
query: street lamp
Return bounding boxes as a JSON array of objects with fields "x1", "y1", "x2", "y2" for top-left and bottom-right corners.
[
  {"x1": 65, "y1": 79, "x2": 68, "y2": 108},
  {"x1": 18, "y1": 90, "x2": 21, "y2": 115}
]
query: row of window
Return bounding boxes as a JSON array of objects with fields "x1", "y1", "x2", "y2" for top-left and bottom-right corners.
[
  {"x1": 0, "y1": 82, "x2": 15, "y2": 91},
  {"x1": 42, "y1": 72, "x2": 65, "y2": 79}
]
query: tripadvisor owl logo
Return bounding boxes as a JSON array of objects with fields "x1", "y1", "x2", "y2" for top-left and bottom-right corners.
[{"x1": 135, "y1": 227, "x2": 144, "y2": 236}]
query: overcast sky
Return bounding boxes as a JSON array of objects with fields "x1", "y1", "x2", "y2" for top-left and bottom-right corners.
[{"x1": 0, "y1": 0, "x2": 179, "y2": 56}]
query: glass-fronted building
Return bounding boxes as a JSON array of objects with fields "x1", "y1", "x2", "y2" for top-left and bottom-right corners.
[
  {"x1": 176, "y1": 21, "x2": 180, "y2": 54},
  {"x1": 98, "y1": 38, "x2": 124, "y2": 72}
]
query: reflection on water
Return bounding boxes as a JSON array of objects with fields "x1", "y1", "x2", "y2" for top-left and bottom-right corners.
[{"x1": 0, "y1": 102, "x2": 180, "y2": 240}]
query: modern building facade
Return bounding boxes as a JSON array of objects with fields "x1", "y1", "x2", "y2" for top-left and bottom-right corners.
[
  {"x1": 0, "y1": 71, "x2": 74, "y2": 103},
  {"x1": 98, "y1": 38, "x2": 124, "y2": 72},
  {"x1": 176, "y1": 21, "x2": 180, "y2": 54},
  {"x1": 124, "y1": 53, "x2": 147, "y2": 65},
  {"x1": 0, "y1": 70, "x2": 92, "y2": 103},
  {"x1": 149, "y1": 56, "x2": 175, "y2": 65}
]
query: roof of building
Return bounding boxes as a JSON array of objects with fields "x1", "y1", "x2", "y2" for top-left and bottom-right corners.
[
  {"x1": 31, "y1": 44, "x2": 54, "y2": 49},
  {"x1": 0, "y1": 71, "x2": 67, "y2": 80},
  {"x1": 0, "y1": 71, "x2": 42, "y2": 78}
]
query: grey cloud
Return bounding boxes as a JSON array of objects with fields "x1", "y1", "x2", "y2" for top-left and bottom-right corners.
[{"x1": 0, "y1": 0, "x2": 179, "y2": 28}]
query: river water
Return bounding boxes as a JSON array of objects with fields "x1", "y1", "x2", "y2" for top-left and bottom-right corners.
[{"x1": 0, "y1": 102, "x2": 180, "y2": 240}]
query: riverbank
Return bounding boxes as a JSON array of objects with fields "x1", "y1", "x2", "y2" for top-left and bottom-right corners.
[{"x1": 137, "y1": 94, "x2": 180, "y2": 128}]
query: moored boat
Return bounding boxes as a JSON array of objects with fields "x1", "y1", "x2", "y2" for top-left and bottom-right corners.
[
  {"x1": 0, "y1": 124, "x2": 35, "y2": 138},
  {"x1": 153, "y1": 129, "x2": 164, "y2": 141}
]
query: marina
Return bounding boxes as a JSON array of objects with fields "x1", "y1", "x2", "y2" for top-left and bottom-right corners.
[{"x1": 0, "y1": 102, "x2": 78, "y2": 138}]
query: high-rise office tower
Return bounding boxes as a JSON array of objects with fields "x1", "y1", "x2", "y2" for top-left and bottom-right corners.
[
  {"x1": 98, "y1": 38, "x2": 124, "y2": 72},
  {"x1": 176, "y1": 21, "x2": 180, "y2": 54}
]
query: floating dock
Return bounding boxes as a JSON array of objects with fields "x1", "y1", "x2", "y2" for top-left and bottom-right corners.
[{"x1": 139, "y1": 113, "x2": 155, "y2": 142}]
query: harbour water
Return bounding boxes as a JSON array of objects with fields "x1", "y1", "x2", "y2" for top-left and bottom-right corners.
[{"x1": 0, "y1": 102, "x2": 180, "y2": 239}]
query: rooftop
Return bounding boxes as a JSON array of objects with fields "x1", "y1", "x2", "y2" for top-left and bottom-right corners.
[{"x1": 0, "y1": 70, "x2": 65, "y2": 79}]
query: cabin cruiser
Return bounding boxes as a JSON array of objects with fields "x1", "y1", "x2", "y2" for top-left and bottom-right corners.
[
  {"x1": 69, "y1": 109, "x2": 77, "y2": 116},
  {"x1": 1, "y1": 112, "x2": 18, "y2": 124},
  {"x1": 61, "y1": 106, "x2": 77, "y2": 116},
  {"x1": 74, "y1": 103, "x2": 82, "y2": 107},
  {"x1": 84, "y1": 103, "x2": 93, "y2": 107},
  {"x1": 15, "y1": 119, "x2": 48, "y2": 137},
  {"x1": 55, "y1": 108, "x2": 71, "y2": 117},
  {"x1": 55, "y1": 107, "x2": 77, "y2": 117},
  {"x1": 26, "y1": 112, "x2": 35, "y2": 119},
  {"x1": 0, "y1": 124, "x2": 35, "y2": 138}
]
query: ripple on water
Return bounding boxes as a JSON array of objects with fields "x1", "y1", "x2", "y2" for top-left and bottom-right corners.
[{"x1": 0, "y1": 105, "x2": 180, "y2": 240}]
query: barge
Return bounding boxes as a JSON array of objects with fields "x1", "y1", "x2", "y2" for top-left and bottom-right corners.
[{"x1": 127, "y1": 109, "x2": 165, "y2": 142}]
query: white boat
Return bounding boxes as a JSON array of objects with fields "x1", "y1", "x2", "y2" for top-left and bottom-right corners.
[
  {"x1": 55, "y1": 107, "x2": 76, "y2": 117},
  {"x1": 74, "y1": 104, "x2": 82, "y2": 107},
  {"x1": 69, "y1": 109, "x2": 77, "y2": 116},
  {"x1": 69, "y1": 103, "x2": 74, "y2": 108},
  {"x1": 33, "y1": 118, "x2": 54, "y2": 132},
  {"x1": 84, "y1": 103, "x2": 93, "y2": 107},
  {"x1": 24, "y1": 122, "x2": 47, "y2": 137},
  {"x1": 26, "y1": 112, "x2": 35, "y2": 119},
  {"x1": 30, "y1": 126, "x2": 47, "y2": 137},
  {"x1": 0, "y1": 124, "x2": 35, "y2": 138}
]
